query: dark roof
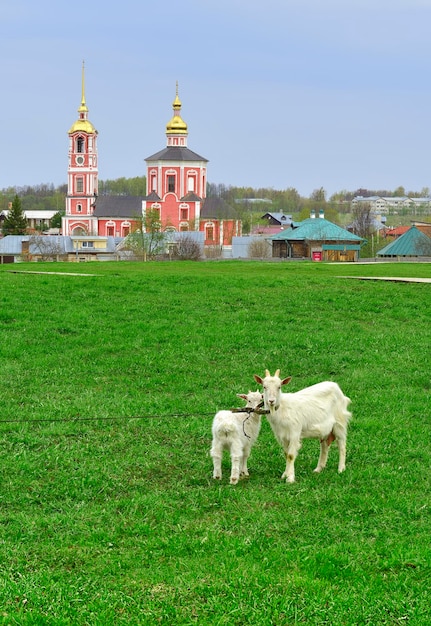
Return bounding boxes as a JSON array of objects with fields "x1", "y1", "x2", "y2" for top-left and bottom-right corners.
[
  {"x1": 180, "y1": 191, "x2": 202, "y2": 202},
  {"x1": 377, "y1": 226, "x2": 431, "y2": 256},
  {"x1": 145, "y1": 191, "x2": 161, "y2": 202},
  {"x1": 200, "y1": 197, "x2": 239, "y2": 219},
  {"x1": 145, "y1": 146, "x2": 208, "y2": 162},
  {"x1": 261, "y1": 212, "x2": 293, "y2": 226},
  {"x1": 93, "y1": 196, "x2": 145, "y2": 218}
]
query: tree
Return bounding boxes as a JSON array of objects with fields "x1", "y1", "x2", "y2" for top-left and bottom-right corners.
[
  {"x1": 50, "y1": 211, "x2": 63, "y2": 229},
  {"x1": 27, "y1": 235, "x2": 65, "y2": 261},
  {"x1": 172, "y1": 235, "x2": 202, "y2": 260},
  {"x1": 2, "y1": 195, "x2": 27, "y2": 235},
  {"x1": 125, "y1": 208, "x2": 166, "y2": 260},
  {"x1": 351, "y1": 202, "x2": 374, "y2": 239}
]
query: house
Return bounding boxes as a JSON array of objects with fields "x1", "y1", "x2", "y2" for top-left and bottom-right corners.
[
  {"x1": 0, "y1": 235, "x2": 122, "y2": 263},
  {"x1": 270, "y1": 212, "x2": 364, "y2": 261},
  {"x1": 377, "y1": 226, "x2": 431, "y2": 258},
  {"x1": 0, "y1": 209, "x2": 58, "y2": 233},
  {"x1": 260, "y1": 212, "x2": 293, "y2": 227}
]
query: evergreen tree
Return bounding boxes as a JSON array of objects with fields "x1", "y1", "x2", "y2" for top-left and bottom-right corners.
[{"x1": 2, "y1": 195, "x2": 27, "y2": 235}]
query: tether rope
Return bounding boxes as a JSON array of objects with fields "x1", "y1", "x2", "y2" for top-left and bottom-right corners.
[{"x1": 0, "y1": 412, "x2": 216, "y2": 425}]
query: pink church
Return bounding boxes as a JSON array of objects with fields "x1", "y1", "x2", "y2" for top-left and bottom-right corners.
[{"x1": 62, "y1": 68, "x2": 241, "y2": 248}]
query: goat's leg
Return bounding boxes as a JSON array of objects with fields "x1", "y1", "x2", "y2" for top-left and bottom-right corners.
[
  {"x1": 333, "y1": 424, "x2": 347, "y2": 472},
  {"x1": 314, "y1": 431, "x2": 335, "y2": 473},
  {"x1": 230, "y1": 443, "x2": 242, "y2": 484},
  {"x1": 337, "y1": 434, "x2": 347, "y2": 473},
  {"x1": 281, "y1": 439, "x2": 300, "y2": 483},
  {"x1": 240, "y1": 444, "x2": 251, "y2": 478},
  {"x1": 211, "y1": 443, "x2": 223, "y2": 480}
]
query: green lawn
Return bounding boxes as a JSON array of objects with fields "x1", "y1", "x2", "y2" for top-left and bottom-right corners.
[{"x1": 0, "y1": 260, "x2": 430, "y2": 625}]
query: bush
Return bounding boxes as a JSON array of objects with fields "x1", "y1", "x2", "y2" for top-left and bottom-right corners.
[
  {"x1": 172, "y1": 236, "x2": 202, "y2": 261},
  {"x1": 248, "y1": 238, "x2": 271, "y2": 258}
]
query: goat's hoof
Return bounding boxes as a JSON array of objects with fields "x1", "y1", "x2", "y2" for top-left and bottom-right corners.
[
  {"x1": 213, "y1": 475, "x2": 221, "y2": 480},
  {"x1": 230, "y1": 477, "x2": 239, "y2": 485},
  {"x1": 285, "y1": 476, "x2": 295, "y2": 483}
]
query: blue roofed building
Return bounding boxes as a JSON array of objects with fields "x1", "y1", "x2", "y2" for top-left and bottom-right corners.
[
  {"x1": 270, "y1": 211, "x2": 365, "y2": 262},
  {"x1": 377, "y1": 226, "x2": 431, "y2": 258}
]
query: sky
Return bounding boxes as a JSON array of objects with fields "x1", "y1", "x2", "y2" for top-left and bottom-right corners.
[{"x1": 2, "y1": 0, "x2": 431, "y2": 198}]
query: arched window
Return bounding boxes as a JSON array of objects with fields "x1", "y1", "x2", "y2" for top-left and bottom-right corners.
[
  {"x1": 77, "y1": 137, "x2": 84, "y2": 153},
  {"x1": 205, "y1": 223, "x2": 215, "y2": 242},
  {"x1": 167, "y1": 175, "x2": 175, "y2": 193}
]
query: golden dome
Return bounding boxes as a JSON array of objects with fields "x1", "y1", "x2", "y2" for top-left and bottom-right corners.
[
  {"x1": 166, "y1": 83, "x2": 188, "y2": 135},
  {"x1": 68, "y1": 119, "x2": 97, "y2": 134},
  {"x1": 68, "y1": 61, "x2": 97, "y2": 135}
]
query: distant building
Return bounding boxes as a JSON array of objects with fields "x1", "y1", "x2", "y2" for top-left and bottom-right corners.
[
  {"x1": 351, "y1": 195, "x2": 431, "y2": 215},
  {"x1": 377, "y1": 226, "x2": 431, "y2": 258},
  {"x1": 62, "y1": 67, "x2": 240, "y2": 250},
  {"x1": 270, "y1": 210, "x2": 364, "y2": 261}
]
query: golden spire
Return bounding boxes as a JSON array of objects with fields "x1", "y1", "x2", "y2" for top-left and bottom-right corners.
[
  {"x1": 78, "y1": 60, "x2": 88, "y2": 113},
  {"x1": 68, "y1": 61, "x2": 97, "y2": 135},
  {"x1": 166, "y1": 81, "x2": 188, "y2": 135}
]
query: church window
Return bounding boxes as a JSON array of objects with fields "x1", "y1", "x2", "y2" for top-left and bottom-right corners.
[
  {"x1": 206, "y1": 224, "x2": 214, "y2": 241},
  {"x1": 187, "y1": 176, "x2": 195, "y2": 192},
  {"x1": 76, "y1": 178, "x2": 83, "y2": 193},
  {"x1": 180, "y1": 207, "x2": 189, "y2": 220},
  {"x1": 77, "y1": 204, "x2": 82, "y2": 213},
  {"x1": 107, "y1": 226, "x2": 114, "y2": 237},
  {"x1": 77, "y1": 137, "x2": 84, "y2": 153},
  {"x1": 167, "y1": 175, "x2": 175, "y2": 193}
]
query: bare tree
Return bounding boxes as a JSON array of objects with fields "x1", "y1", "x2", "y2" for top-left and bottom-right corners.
[
  {"x1": 171, "y1": 235, "x2": 202, "y2": 260},
  {"x1": 248, "y1": 238, "x2": 271, "y2": 258},
  {"x1": 351, "y1": 202, "x2": 374, "y2": 239},
  {"x1": 28, "y1": 236, "x2": 65, "y2": 261}
]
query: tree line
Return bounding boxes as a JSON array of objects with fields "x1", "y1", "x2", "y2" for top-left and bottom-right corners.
[
  {"x1": 3, "y1": 178, "x2": 428, "y2": 214},
  {"x1": 1, "y1": 178, "x2": 428, "y2": 238}
]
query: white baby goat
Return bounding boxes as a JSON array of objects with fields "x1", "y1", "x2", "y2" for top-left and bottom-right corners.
[
  {"x1": 210, "y1": 391, "x2": 264, "y2": 485},
  {"x1": 254, "y1": 369, "x2": 351, "y2": 483}
]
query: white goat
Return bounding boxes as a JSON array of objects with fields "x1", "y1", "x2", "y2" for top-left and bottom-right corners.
[
  {"x1": 254, "y1": 369, "x2": 351, "y2": 483},
  {"x1": 210, "y1": 391, "x2": 264, "y2": 485}
]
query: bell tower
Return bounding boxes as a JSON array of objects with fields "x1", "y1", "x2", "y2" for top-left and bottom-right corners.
[{"x1": 63, "y1": 62, "x2": 99, "y2": 236}]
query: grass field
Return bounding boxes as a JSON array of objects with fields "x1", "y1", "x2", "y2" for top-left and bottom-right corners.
[{"x1": 0, "y1": 260, "x2": 430, "y2": 625}]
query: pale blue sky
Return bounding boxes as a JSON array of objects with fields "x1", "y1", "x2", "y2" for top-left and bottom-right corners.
[{"x1": 2, "y1": 0, "x2": 431, "y2": 198}]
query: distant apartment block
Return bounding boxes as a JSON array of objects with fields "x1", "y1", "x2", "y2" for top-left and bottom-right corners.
[{"x1": 352, "y1": 195, "x2": 431, "y2": 214}]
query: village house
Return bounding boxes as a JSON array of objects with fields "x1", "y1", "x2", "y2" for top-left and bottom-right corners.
[{"x1": 270, "y1": 210, "x2": 364, "y2": 261}]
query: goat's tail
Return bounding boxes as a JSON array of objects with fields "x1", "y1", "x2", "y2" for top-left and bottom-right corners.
[{"x1": 336, "y1": 392, "x2": 352, "y2": 428}]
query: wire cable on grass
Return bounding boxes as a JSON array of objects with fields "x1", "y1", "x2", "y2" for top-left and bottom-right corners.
[{"x1": 0, "y1": 412, "x2": 216, "y2": 425}]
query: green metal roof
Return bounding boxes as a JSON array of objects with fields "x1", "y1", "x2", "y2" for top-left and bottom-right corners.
[
  {"x1": 377, "y1": 226, "x2": 431, "y2": 257},
  {"x1": 270, "y1": 218, "x2": 363, "y2": 243}
]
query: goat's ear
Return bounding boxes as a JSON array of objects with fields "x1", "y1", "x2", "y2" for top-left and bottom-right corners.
[
  {"x1": 254, "y1": 374, "x2": 263, "y2": 384},
  {"x1": 237, "y1": 393, "x2": 247, "y2": 400},
  {"x1": 281, "y1": 376, "x2": 292, "y2": 386}
]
